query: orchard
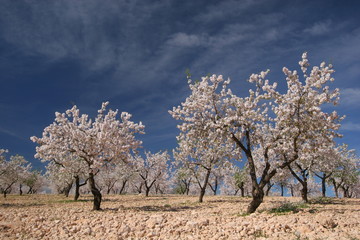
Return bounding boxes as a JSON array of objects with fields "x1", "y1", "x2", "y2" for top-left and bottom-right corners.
[{"x1": 1, "y1": 53, "x2": 359, "y2": 239}]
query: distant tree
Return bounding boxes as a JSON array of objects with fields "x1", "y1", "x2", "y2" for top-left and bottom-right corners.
[
  {"x1": 0, "y1": 152, "x2": 31, "y2": 198},
  {"x1": 133, "y1": 151, "x2": 170, "y2": 197},
  {"x1": 329, "y1": 145, "x2": 359, "y2": 198},
  {"x1": 172, "y1": 167, "x2": 193, "y2": 195},
  {"x1": 222, "y1": 164, "x2": 249, "y2": 197},
  {"x1": 23, "y1": 170, "x2": 44, "y2": 194},
  {"x1": 31, "y1": 102, "x2": 144, "y2": 210},
  {"x1": 46, "y1": 162, "x2": 74, "y2": 197}
]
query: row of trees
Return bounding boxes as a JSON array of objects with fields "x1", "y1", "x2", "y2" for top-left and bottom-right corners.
[
  {"x1": 1, "y1": 146, "x2": 358, "y2": 201},
  {"x1": 0, "y1": 149, "x2": 44, "y2": 197},
  {"x1": 2, "y1": 52, "x2": 357, "y2": 213}
]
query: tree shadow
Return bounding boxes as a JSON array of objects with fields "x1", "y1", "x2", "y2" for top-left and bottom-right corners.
[
  {"x1": 104, "y1": 203, "x2": 202, "y2": 212},
  {"x1": 0, "y1": 203, "x2": 45, "y2": 208}
]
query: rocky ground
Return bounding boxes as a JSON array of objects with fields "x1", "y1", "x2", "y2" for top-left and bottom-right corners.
[{"x1": 0, "y1": 194, "x2": 359, "y2": 240}]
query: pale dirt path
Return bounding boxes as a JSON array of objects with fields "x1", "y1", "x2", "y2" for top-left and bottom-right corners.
[{"x1": 0, "y1": 194, "x2": 359, "y2": 240}]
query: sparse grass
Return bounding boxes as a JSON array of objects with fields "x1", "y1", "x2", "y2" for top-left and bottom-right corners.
[
  {"x1": 236, "y1": 212, "x2": 250, "y2": 217},
  {"x1": 293, "y1": 231, "x2": 309, "y2": 240},
  {"x1": 269, "y1": 202, "x2": 309, "y2": 214},
  {"x1": 55, "y1": 199, "x2": 89, "y2": 203},
  {"x1": 309, "y1": 197, "x2": 334, "y2": 204},
  {"x1": 254, "y1": 229, "x2": 268, "y2": 238}
]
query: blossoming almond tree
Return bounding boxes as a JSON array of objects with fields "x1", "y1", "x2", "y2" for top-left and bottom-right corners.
[
  {"x1": 133, "y1": 151, "x2": 170, "y2": 197},
  {"x1": 172, "y1": 167, "x2": 193, "y2": 195},
  {"x1": 170, "y1": 76, "x2": 239, "y2": 202},
  {"x1": 31, "y1": 102, "x2": 144, "y2": 210},
  {"x1": 329, "y1": 144, "x2": 359, "y2": 198},
  {"x1": 170, "y1": 71, "x2": 281, "y2": 210},
  {"x1": 274, "y1": 53, "x2": 343, "y2": 202},
  {"x1": 0, "y1": 153, "x2": 31, "y2": 198},
  {"x1": 170, "y1": 53, "x2": 342, "y2": 213},
  {"x1": 222, "y1": 164, "x2": 249, "y2": 196}
]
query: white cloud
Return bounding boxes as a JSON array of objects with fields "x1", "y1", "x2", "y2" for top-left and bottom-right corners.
[
  {"x1": 341, "y1": 122, "x2": 360, "y2": 131},
  {"x1": 304, "y1": 20, "x2": 331, "y2": 36},
  {"x1": 340, "y1": 88, "x2": 360, "y2": 107},
  {"x1": 166, "y1": 33, "x2": 206, "y2": 47},
  {"x1": 0, "y1": 127, "x2": 24, "y2": 140},
  {"x1": 195, "y1": 0, "x2": 260, "y2": 23}
]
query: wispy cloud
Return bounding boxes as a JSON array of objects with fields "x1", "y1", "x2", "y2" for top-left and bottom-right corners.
[
  {"x1": 0, "y1": 127, "x2": 25, "y2": 140},
  {"x1": 195, "y1": 0, "x2": 261, "y2": 23},
  {"x1": 341, "y1": 122, "x2": 360, "y2": 131},
  {"x1": 166, "y1": 33, "x2": 207, "y2": 48},
  {"x1": 304, "y1": 20, "x2": 331, "y2": 36},
  {"x1": 340, "y1": 88, "x2": 360, "y2": 107}
]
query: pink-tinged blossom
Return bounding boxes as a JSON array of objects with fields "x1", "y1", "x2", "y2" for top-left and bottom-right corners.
[
  {"x1": 170, "y1": 52, "x2": 343, "y2": 212},
  {"x1": 31, "y1": 102, "x2": 144, "y2": 210}
]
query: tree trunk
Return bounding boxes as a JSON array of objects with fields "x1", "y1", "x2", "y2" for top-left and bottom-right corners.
[
  {"x1": 288, "y1": 165, "x2": 308, "y2": 202},
  {"x1": 280, "y1": 184, "x2": 284, "y2": 197},
  {"x1": 300, "y1": 181, "x2": 308, "y2": 202},
  {"x1": 247, "y1": 188, "x2": 264, "y2": 213},
  {"x1": 208, "y1": 178, "x2": 218, "y2": 195},
  {"x1": 19, "y1": 184, "x2": 23, "y2": 195},
  {"x1": 333, "y1": 181, "x2": 339, "y2": 198},
  {"x1": 321, "y1": 176, "x2": 326, "y2": 197},
  {"x1": 64, "y1": 181, "x2": 73, "y2": 198},
  {"x1": 145, "y1": 187, "x2": 150, "y2": 197},
  {"x1": 119, "y1": 180, "x2": 127, "y2": 194},
  {"x1": 342, "y1": 186, "x2": 350, "y2": 198},
  {"x1": 136, "y1": 183, "x2": 143, "y2": 194},
  {"x1": 27, "y1": 187, "x2": 33, "y2": 194},
  {"x1": 186, "y1": 181, "x2": 190, "y2": 195},
  {"x1": 290, "y1": 186, "x2": 294, "y2": 197},
  {"x1": 88, "y1": 172, "x2": 102, "y2": 210},
  {"x1": 265, "y1": 183, "x2": 273, "y2": 196},
  {"x1": 199, "y1": 169, "x2": 211, "y2": 203},
  {"x1": 74, "y1": 176, "x2": 80, "y2": 201},
  {"x1": 240, "y1": 186, "x2": 245, "y2": 197}
]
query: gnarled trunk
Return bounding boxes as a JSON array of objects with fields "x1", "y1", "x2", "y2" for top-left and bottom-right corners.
[
  {"x1": 247, "y1": 188, "x2": 264, "y2": 213},
  {"x1": 74, "y1": 176, "x2": 80, "y2": 201},
  {"x1": 300, "y1": 182, "x2": 308, "y2": 202},
  {"x1": 88, "y1": 172, "x2": 102, "y2": 210}
]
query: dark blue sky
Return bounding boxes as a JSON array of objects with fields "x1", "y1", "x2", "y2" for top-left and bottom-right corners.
[{"x1": 0, "y1": 0, "x2": 359, "y2": 170}]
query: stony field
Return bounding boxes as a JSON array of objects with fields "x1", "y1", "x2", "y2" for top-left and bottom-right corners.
[{"x1": 0, "y1": 194, "x2": 359, "y2": 240}]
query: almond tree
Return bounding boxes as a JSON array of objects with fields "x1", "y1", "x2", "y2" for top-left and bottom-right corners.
[
  {"x1": 46, "y1": 161, "x2": 75, "y2": 196},
  {"x1": 0, "y1": 153, "x2": 31, "y2": 198},
  {"x1": 31, "y1": 102, "x2": 144, "y2": 210},
  {"x1": 172, "y1": 119, "x2": 237, "y2": 202},
  {"x1": 133, "y1": 151, "x2": 170, "y2": 197},
  {"x1": 329, "y1": 144, "x2": 359, "y2": 198},
  {"x1": 172, "y1": 167, "x2": 193, "y2": 195},
  {"x1": 115, "y1": 162, "x2": 137, "y2": 194},
  {"x1": 275, "y1": 53, "x2": 342, "y2": 202},
  {"x1": 170, "y1": 53, "x2": 342, "y2": 212},
  {"x1": 222, "y1": 164, "x2": 249, "y2": 196},
  {"x1": 208, "y1": 165, "x2": 229, "y2": 195},
  {"x1": 311, "y1": 145, "x2": 343, "y2": 197},
  {"x1": 23, "y1": 170, "x2": 45, "y2": 194},
  {"x1": 96, "y1": 163, "x2": 120, "y2": 194}
]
